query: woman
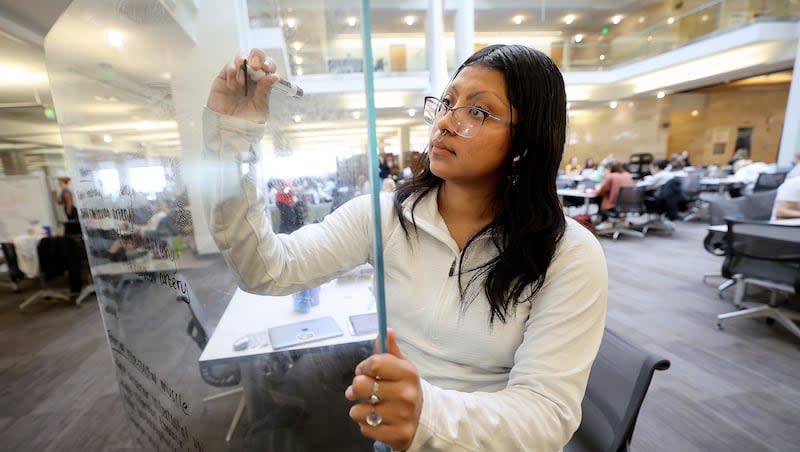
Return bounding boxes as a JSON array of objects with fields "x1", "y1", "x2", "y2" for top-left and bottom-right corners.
[
  {"x1": 592, "y1": 160, "x2": 633, "y2": 217},
  {"x1": 564, "y1": 156, "x2": 582, "y2": 176},
  {"x1": 56, "y1": 177, "x2": 81, "y2": 235},
  {"x1": 204, "y1": 45, "x2": 607, "y2": 451}
]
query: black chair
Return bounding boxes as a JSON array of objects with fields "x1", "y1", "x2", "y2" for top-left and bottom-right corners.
[
  {"x1": 753, "y1": 172, "x2": 787, "y2": 192},
  {"x1": 596, "y1": 186, "x2": 647, "y2": 241},
  {"x1": 716, "y1": 219, "x2": 800, "y2": 341},
  {"x1": 565, "y1": 329, "x2": 670, "y2": 452},
  {"x1": 177, "y1": 276, "x2": 244, "y2": 443},
  {"x1": 702, "y1": 190, "x2": 778, "y2": 296},
  {"x1": 679, "y1": 172, "x2": 705, "y2": 221}
]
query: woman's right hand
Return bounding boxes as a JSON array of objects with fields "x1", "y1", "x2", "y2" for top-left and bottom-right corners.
[{"x1": 206, "y1": 48, "x2": 280, "y2": 124}]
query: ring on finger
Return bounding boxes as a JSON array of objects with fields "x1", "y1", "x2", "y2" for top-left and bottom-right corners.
[{"x1": 369, "y1": 378, "x2": 380, "y2": 404}]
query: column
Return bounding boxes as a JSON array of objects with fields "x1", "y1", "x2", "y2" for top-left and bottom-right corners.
[
  {"x1": 454, "y1": 0, "x2": 474, "y2": 67},
  {"x1": 778, "y1": 32, "x2": 800, "y2": 167},
  {"x1": 167, "y1": 0, "x2": 251, "y2": 254},
  {"x1": 426, "y1": 0, "x2": 447, "y2": 95}
]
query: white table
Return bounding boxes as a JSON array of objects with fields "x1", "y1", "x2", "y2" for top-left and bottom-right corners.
[
  {"x1": 707, "y1": 218, "x2": 800, "y2": 233},
  {"x1": 557, "y1": 188, "x2": 599, "y2": 215},
  {"x1": 200, "y1": 279, "x2": 376, "y2": 364}
]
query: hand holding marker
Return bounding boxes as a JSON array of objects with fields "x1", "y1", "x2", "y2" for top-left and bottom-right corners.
[{"x1": 242, "y1": 59, "x2": 304, "y2": 98}]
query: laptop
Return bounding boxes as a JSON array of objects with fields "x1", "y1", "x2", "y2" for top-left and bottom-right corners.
[{"x1": 268, "y1": 316, "x2": 344, "y2": 350}]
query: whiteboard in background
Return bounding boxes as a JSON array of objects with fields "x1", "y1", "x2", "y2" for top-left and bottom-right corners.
[{"x1": 0, "y1": 174, "x2": 58, "y2": 242}]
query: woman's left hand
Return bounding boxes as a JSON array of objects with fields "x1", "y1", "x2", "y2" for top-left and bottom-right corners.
[{"x1": 345, "y1": 328, "x2": 422, "y2": 451}]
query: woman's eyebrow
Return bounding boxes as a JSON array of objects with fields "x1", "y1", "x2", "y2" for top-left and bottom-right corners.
[{"x1": 466, "y1": 91, "x2": 510, "y2": 109}]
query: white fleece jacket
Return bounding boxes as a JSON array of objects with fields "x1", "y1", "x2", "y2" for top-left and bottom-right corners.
[{"x1": 202, "y1": 108, "x2": 608, "y2": 452}]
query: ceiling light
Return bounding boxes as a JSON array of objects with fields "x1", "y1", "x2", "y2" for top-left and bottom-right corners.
[
  {"x1": 612, "y1": 15, "x2": 623, "y2": 25},
  {"x1": 107, "y1": 30, "x2": 123, "y2": 48},
  {"x1": 285, "y1": 17, "x2": 297, "y2": 28},
  {"x1": 647, "y1": 35, "x2": 653, "y2": 41},
  {"x1": 407, "y1": 109, "x2": 416, "y2": 117},
  {"x1": 691, "y1": 110, "x2": 699, "y2": 117},
  {"x1": 574, "y1": 34, "x2": 584, "y2": 43},
  {"x1": 639, "y1": 16, "x2": 646, "y2": 23},
  {"x1": 293, "y1": 114, "x2": 302, "y2": 123},
  {"x1": 599, "y1": 54, "x2": 606, "y2": 61},
  {"x1": 667, "y1": 17, "x2": 675, "y2": 25},
  {"x1": 292, "y1": 41, "x2": 303, "y2": 50},
  {"x1": 404, "y1": 16, "x2": 417, "y2": 26},
  {"x1": 609, "y1": 101, "x2": 618, "y2": 109},
  {"x1": 347, "y1": 16, "x2": 358, "y2": 27},
  {"x1": 657, "y1": 91, "x2": 665, "y2": 99},
  {"x1": 701, "y1": 14, "x2": 709, "y2": 22},
  {"x1": 103, "y1": 135, "x2": 113, "y2": 143},
  {"x1": 512, "y1": 15, "x2": 525, "y2": 25},
  {"x1": 564, "y1": 14, "x2": 576, "y2": 25},
  {"x1": 161, "y1": 72, "x2": 171, "y2": 80},
  {"x1": 566, "y1": 102, "x2": 571, "y2": 109},
  {"x1": 352, "y1": 111, "x2": 361, "y2": 119},
  {"x1": 294, "y1": 56, "x2": 303, "y2": 64},
  {"x1": 296, "y1": 67, "x2": 304, "y2": 76},
  {"x1": 0, "y1": 65, "x2": 48, "y2": 84}
]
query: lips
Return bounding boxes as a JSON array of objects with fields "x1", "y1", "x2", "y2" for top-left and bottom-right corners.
[{"x1": 430, "y1": 140, "x2": 455, "y2": 156}]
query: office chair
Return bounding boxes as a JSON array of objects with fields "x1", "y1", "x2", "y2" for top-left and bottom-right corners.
[
  {"x1": 716, "y1": 219, "x2": 800, "y2": 341},
  {"x1": 596, "y1": 186, "x2": 647, "y2": 241},
  {"x1": 177, "y1": 277, "x2": 244, "y2": 443},
  {"x1": 627, "y1": 153, "x2": 653, "y2": 181},
  {"x1": 752, "y1": 172, "x2": 787, "y2": 192},
  {"x1": 679, "y1": 172, "x2": 705, "y2": 221},
  {"x1": 565, "y1": 329, "x2": 670, "y2": 452}
]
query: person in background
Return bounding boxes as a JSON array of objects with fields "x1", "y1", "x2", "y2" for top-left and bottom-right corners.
[
  {"x1": 564, "y1": 156, "x2": 582, "y2": 176},
  {"x1": 636, "y1": 159, "x2": 674, "y2": 190},
  {"x1": 56, "y1": 177, "x2": 81, "y2": 235},
  {"x1": 785, "y1": 150, "x2": 800, "y2": 180},
  {"x1": 204, "y1": 45, "x2": 607, "y2": 451},
  {"x1": 771, "y1": 176, "x2": 800, "y2": 219},
  {"x1": 584, "y1": 157, "x2": 597, "y2": 170},
  {"x1": 728, "y1": 148, "x2": 749, "y2": 167},
  {"x1": 680, "y1": 150, "x2": 691, "y2": 167},
  {"x1": 591, "y1": 160, "x2": 633, "y2": 219}
]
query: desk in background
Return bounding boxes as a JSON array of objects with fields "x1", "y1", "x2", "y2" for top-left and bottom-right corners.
[{"x1": 557, "y1": 188, "x2": 599, "y2": 215}]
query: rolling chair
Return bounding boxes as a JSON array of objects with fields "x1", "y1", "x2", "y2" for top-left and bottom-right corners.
[
  {"x1": 597, "y1": 186, "x2": 648, "y2": 241},
  {"x1": 627, "y1": 153, "x2": 653, "y2": 181},
  {"x1": 752, "y1": 172, "x2": 787, "y2": 192},
  {"x1": 565, "y1": 328, "x2": 670, "y2": 452},
  {"x1": 716, "y1": 219, "x2": 800, "y2": 341}
]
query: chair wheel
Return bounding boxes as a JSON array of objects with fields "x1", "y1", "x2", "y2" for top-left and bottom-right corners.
[{"x1": 715, "y1": 323, "x2": 724, "y2": 330}]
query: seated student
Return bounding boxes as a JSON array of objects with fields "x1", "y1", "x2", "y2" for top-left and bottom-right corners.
[
  {"x1": 635, "y1": 159, "x2": 673, "y2": 191},
  {"x1": 772, "y1": 176, "x2": 800, "y2": 220},
  {"x1": 564, "y1": 156, "x2": 582, "y2": 177},
  {"x1": 591, "y1": 160, "x2": 633, "y2": 219},
  {"x1": 204, "y1": 45, "x2": 607, "y2": 451}
]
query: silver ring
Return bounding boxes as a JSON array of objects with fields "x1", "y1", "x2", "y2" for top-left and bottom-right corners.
[
  {"x1": 369, "y1": 379, "x2": 380, "y2": 404},
  {"x1": 366, "y1": 409, "x2": 383, "y2": 427}
]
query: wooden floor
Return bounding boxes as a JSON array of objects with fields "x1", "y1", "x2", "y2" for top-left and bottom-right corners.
[{"x1": 1, "y1": 221, "x2": 799, "y2": 451}]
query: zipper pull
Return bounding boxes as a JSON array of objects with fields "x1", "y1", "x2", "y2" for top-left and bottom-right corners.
[{"x1": 448, "y1": 258, "x2": 456, "y2": 277}]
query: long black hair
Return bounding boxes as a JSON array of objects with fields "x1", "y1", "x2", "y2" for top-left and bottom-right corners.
[{"x1": 393, "y1": 44, "x2": 567, "y2": 324}]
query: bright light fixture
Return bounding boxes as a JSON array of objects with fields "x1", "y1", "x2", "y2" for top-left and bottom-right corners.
[
  {"x1": 407, "y1": 109, "x2": 416, "y2": 117},
  {"x1": 292, "y1": 41, "x2": 303, "y2": 50},
  {"x1": 294, "y1": 56, "x2": 303, "y2": 64},
  {"x1": 293, "y1": 114, "x2": 302, "y2": 123},
  {"x1": 0, "y1": 65, "x2": 48, "y2": 85},
  {"x1": 347, "y1": 16, "x2": 358, "y2": 27},
  {"x1": 566, "y1": 102, "x2": 571, "y2": 109},
  {"x1": 574, "y1": 34, "x2": 584, "y2": 43},
  {"x1": 599, "y1": 54, "x2": 606, "y2": 61},
  {"x1": 296, "y1": 67, "x2": 304, "y2": 76},
  {"x1": 691, "y1": 110, "x2": 699, "y2": 117},
  {"x1": 667, "y1": 17, "x2": 675, "y2": 25},
  {"x1": 609, "y1": 101, "x2": 618, "y2": 109},
  {"x1": 107, "y1": 30, "x2": 124, "y2": 48},
  {"x1": 612, "y1": 15, "x2": 623, "y2": 25},
  {"x1": 657, "y1": 91, "x2": 665, "y2": 99},
  {"x1": 639, "y1": 16, "x2": 646, "y2": 24},
  {"x1": 286, "y1": 17, "x2": 297, "y2": 28},
  {"x1": 352, "y1": 111, "x2": 361, "y2": 119},
  {"x1": 512, "y1": 15, "x2": 525, "y2": 25},
  {"x1": 404, "y1": 16, "x2": 417, "y2": 26},
  {"x1": 564, "y1": 14, "x2": 576, "y2": 25},
  {"x1": 701, "y1": 14, "x2": 709, "y2": 22},
  {"x1": 161, "y1": 72, "x2": 171, "y2": 80},
  {"x1": 103, "y1": 135, "x2": 113, "y2": 143}
]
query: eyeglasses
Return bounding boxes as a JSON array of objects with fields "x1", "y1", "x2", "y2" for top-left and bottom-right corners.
[{"x1": 423, "y1": 96, "x2": 510, "y2": 138}]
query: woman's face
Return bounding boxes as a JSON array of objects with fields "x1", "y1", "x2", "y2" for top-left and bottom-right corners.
[{"x1": 428, "y1": 65, "x2": 514, "y2": 187}]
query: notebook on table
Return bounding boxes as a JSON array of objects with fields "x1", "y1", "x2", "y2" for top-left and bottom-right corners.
[{"x1": 268, "y1": 316, "x2": 344, "y2": 350}]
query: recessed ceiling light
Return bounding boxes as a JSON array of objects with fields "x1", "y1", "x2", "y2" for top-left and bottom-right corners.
[
  {"x1": 609, "y1": 101, "x2": 618, "y2": 109},
  {"x1": 599, "y1": 54, "x2": 606, "y2": 61},
  {"x1": 352, "y1": 111, "x2": 361, "y2": 119},
  {"x1": 564, "y1": 14, "x2": 576, "y2": 25},
  {"x1": 691, "y1": 110, "x2": 699, "y2": 117},
  {"x1": 347, "y1": 16, "x2": 358, "y2": 27},
  {"x1": 292, "y1": 41, "x2": 303, "y2": 50},
  {"x1": 639, "y1": 16, "x2": 646, "y2": 23},
  {"x1": 657, "y1": 91, "x2": 665, "y2": 99},
  {"x1": 512, "y1": 15, "x2": 525, "y2": 25},
  {"x1": 574, "y1": 34, "x2": 584, "y2": 43},
  {"x1": 107, "y1": 30, "x2": 123, "y2": 48},
  {"x1": 612, "y1": 15, "x2": 623, "y2": 25},
  {"x1": 293, "y1": 114, "x2": 302, "y2": 123},
  {"x1": 103, "y1": 135, "x2": 113, "y2": 143},
  {"x1": 701, "y1": 14, "x2": 709, "y2": 22},
  {"x1": 667, "y1": 17, "x2": 675, "y2": 25},
  {"x1": 296, "y1": 67, "x2": 304, "y2": 76},
  {"x1": 647, "y1": 35, "x2": 653, "y2": 41},
  {"x1": 404, "y1": 16, "x2": 417, "y2": 26},
  {"x1": 294, "y1": 56, "x2": 303, "y2": 64},
  {"x1": 285, "y1": 17, "x2": 297, "y2": 28},
  {"x1": 161, "y1": 72, "x2": 171, "y2": 80},
  {"x1": 407, "y1": 109, "x2": 416, "y2": 117}
]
